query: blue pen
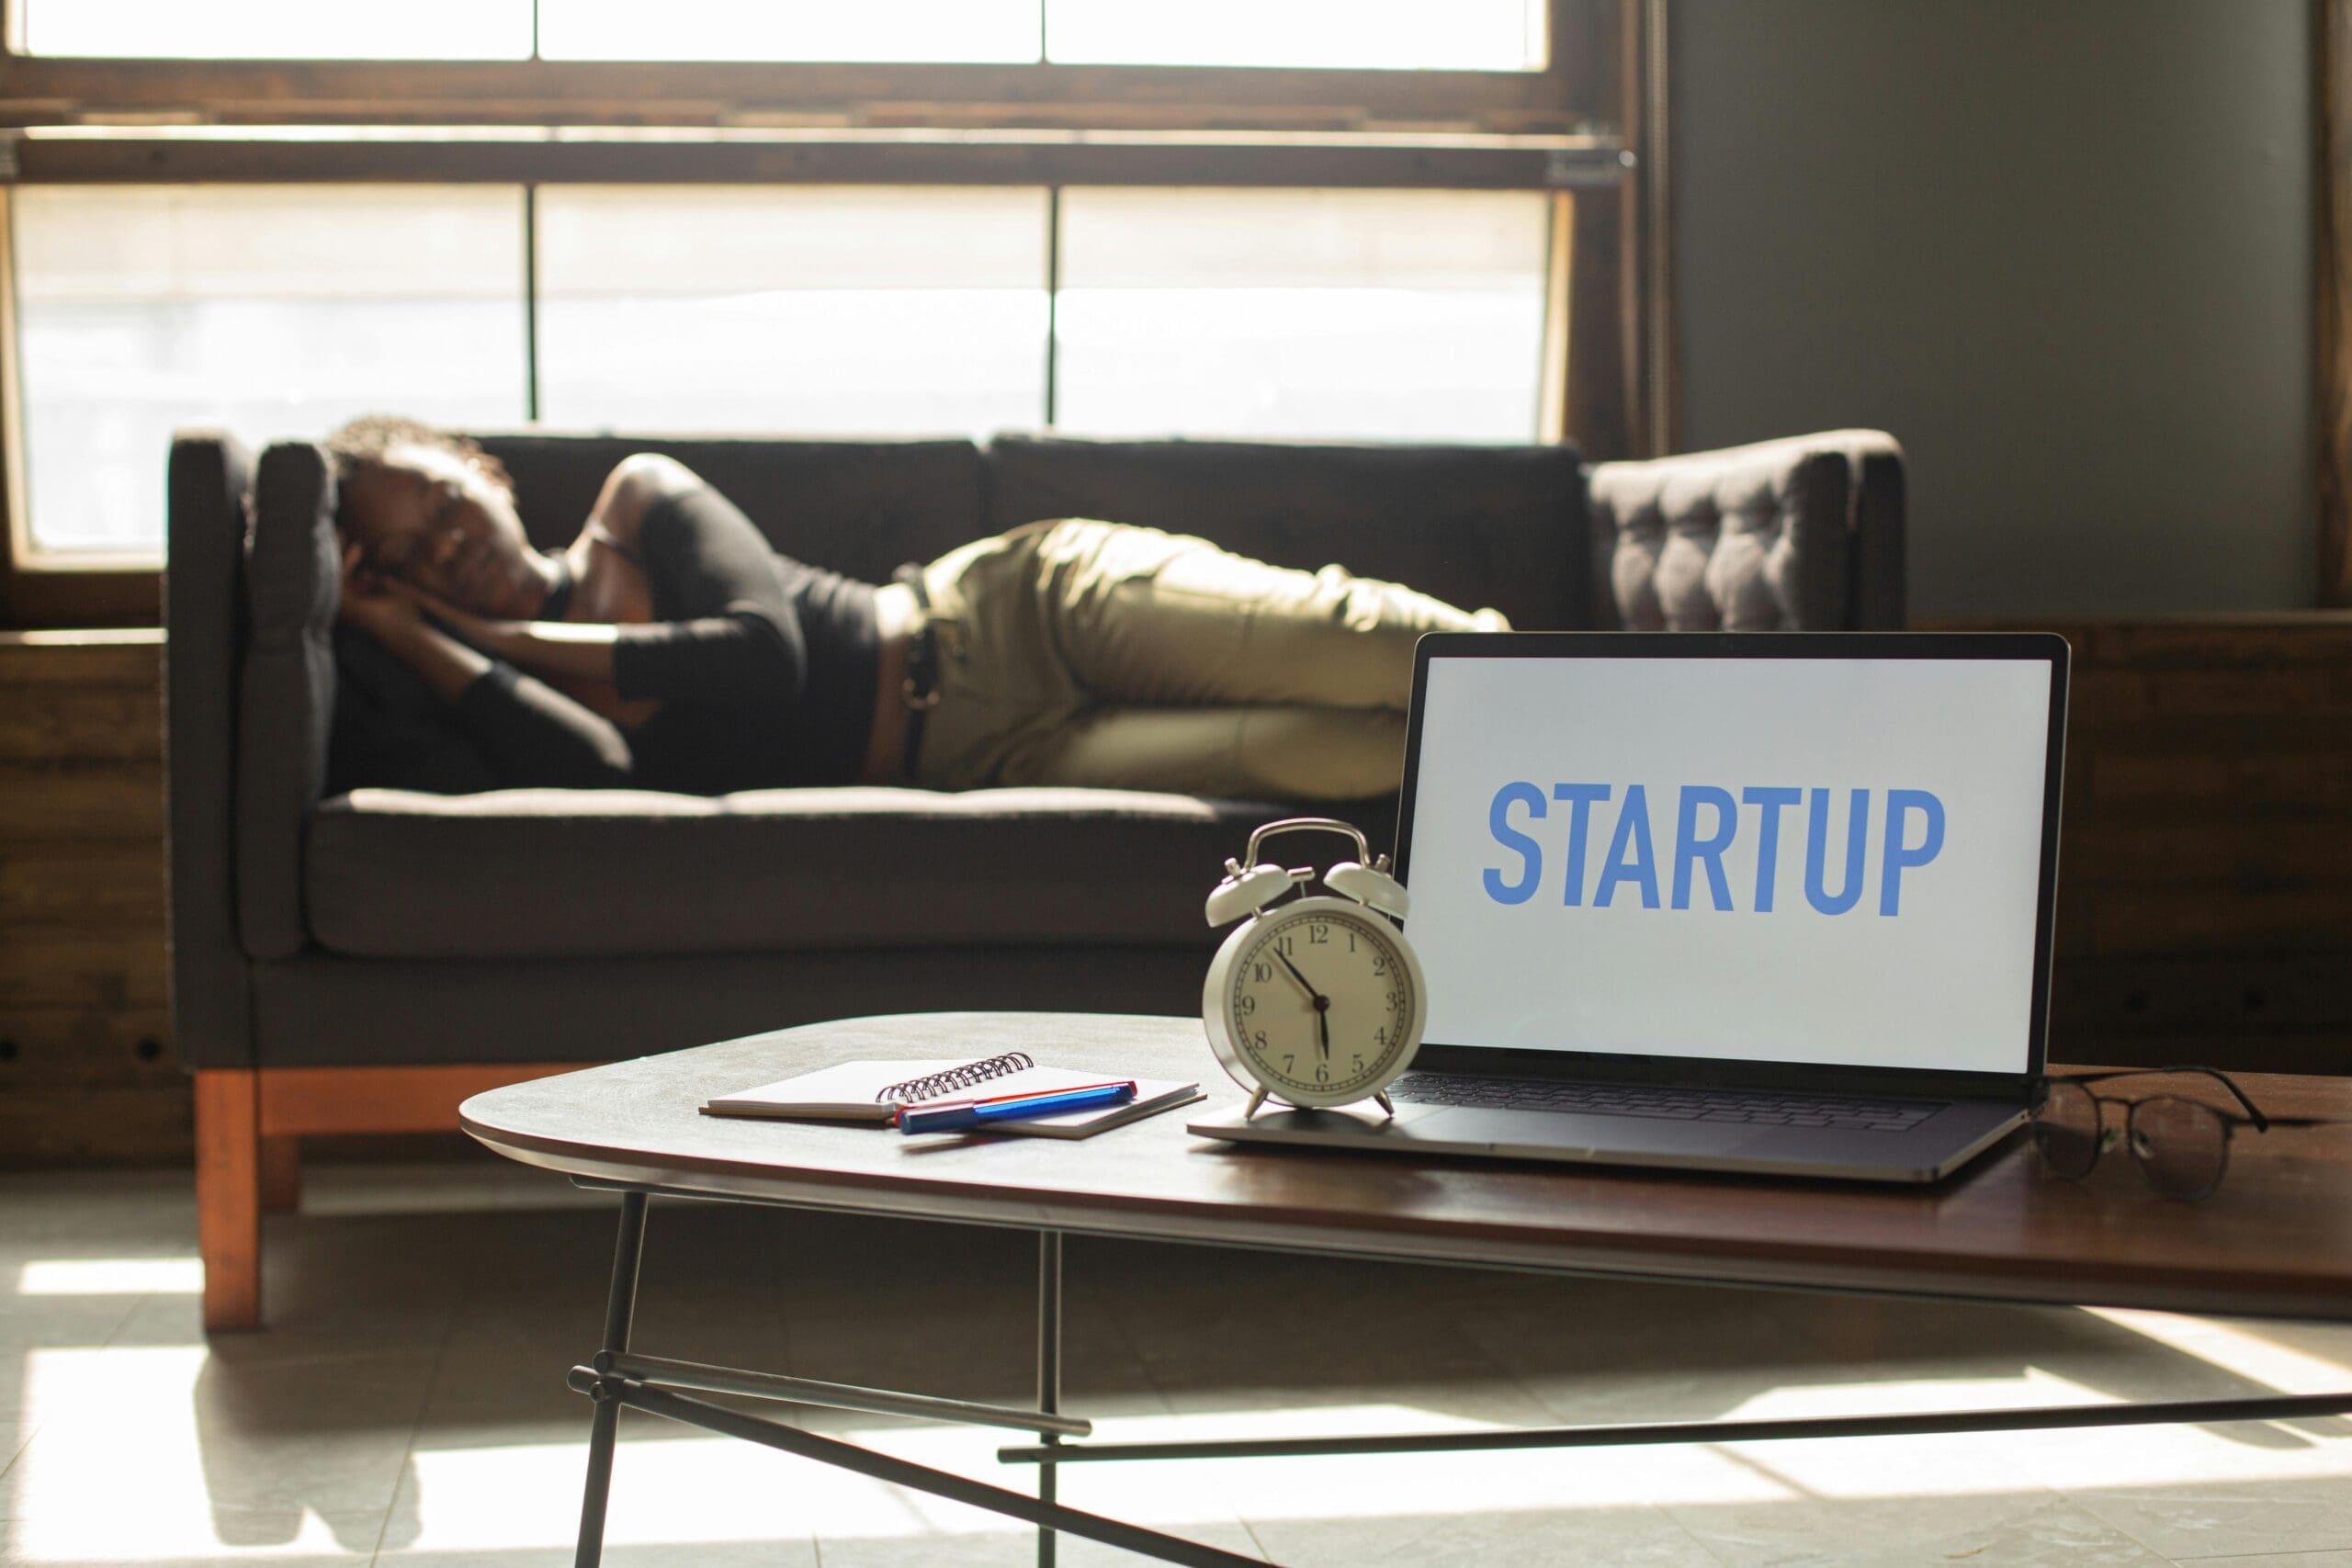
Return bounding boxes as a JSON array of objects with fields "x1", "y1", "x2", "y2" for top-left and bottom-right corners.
[{"x1": 899, "y1": 1082, "x2": 1136, "y2": 1134}]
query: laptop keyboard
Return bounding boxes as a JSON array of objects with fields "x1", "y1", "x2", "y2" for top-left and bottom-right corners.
[{"x1": 1388, "y1": 1074, "x2": 1942, "y2": 1132}]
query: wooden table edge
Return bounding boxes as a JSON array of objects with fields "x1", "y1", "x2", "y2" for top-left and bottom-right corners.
[{"x1": 460, "y1": 1111, "x2": 2352, "y2": 1325}]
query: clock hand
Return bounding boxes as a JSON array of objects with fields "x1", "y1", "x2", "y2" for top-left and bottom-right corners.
[{"x1": 1272, "y1": 949, "x2": 1322, "y2": 1002}]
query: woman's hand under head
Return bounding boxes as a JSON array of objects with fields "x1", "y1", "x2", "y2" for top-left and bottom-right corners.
[
  {"x1": 335, "y1": 540, "x2": 424, "y2": 641},
  {"x1": 333, "y1": 540, "x2": 493, "y2": 705}
]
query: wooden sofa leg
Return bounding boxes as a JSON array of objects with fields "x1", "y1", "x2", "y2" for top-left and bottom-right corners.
[
  {"x1": 259, "y1": 1135, "x2": 301, "y2": 1214},
  {"x1": 195, "y1": 1070, "x2": 263, "y2": 1331}
]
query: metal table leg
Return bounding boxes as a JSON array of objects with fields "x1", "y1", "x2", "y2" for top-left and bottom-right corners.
[
  {"x1": 1037, "y1": 1229, "x2": 1064, "y2": 1568},
  {"x1": 574, "y1": 1190, "x2": 649, "y2": 1568},
  {"x1": 558, "y1": 1187, "x2": 1256, "y2": 1567}
]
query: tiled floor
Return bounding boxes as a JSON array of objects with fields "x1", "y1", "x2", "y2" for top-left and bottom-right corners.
[{"x1": 3, "y1": 1157, "x2": 2350, "y2": 1567}]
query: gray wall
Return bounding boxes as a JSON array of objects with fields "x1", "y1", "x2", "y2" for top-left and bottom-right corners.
[{"x1": 1671, "y1": 0, "x2": 2316, "y2": 617}]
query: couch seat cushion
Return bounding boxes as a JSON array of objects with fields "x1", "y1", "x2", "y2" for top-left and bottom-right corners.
[{"x1": 306, "y1": 785, "x2": 1295, "y2": 960}]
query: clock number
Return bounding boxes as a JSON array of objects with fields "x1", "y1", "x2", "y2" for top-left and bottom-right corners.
[
  {"x1": 1374, "y1": 1026, "x2": 1388, "y2": 1047},
  {"x1": 1315, "y1": 1062, "x2": 1329, "y2": 1084},
  {"x1": 1282, "y1": 1054, "x2": 1295, "y2": 1073},
  {"x1": 1347, "y1": 930, "x2": 1357, "y2": 953},
  {"x1": 1252, "y1": 963, "x2": 1271, "y2": 983},
  {"x1": 1372, "y1": 952, "x2": 1388, "y2": 975},
  {"x1": 1253, "y1": 1029, "x2": 1269, "y2": 1049},
  {"x1": 1308, "y1": 922, "x2": 1329, "y2": 945},
  {"x1": 1275, "y1": 933, "x2": 1295, "y2": 957},
  {"x1": 1351, "y1": 1054, "x2": 1364, "y2": 1072},
  {"x1": 1237, "y1": 993, "x2": 1256, "y2": 1016}
]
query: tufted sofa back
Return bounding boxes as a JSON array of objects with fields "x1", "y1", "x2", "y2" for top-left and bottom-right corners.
[{"x1": 1589, "y1": 429, "x2": 1905, "y2": 632}]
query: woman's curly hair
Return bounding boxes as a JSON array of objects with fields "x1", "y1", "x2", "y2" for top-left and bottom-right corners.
[{"x1": 322, "y1": 414, "x2": 512, "y2": 493}]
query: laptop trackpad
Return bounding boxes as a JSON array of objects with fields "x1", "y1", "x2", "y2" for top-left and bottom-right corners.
[{"x1": 1427, "y1": 1106, "x2": 1791, "y2": 1160}]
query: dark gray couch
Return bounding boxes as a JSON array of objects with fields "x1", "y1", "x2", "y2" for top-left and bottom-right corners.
[{"x1": 166, "y1": 426, "x2": 1905, "y2": 1326}]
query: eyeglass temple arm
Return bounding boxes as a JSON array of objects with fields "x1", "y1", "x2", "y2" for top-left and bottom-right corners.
[{"x1": 2050, "y1": 1066, "x2": 2271, "y2": 1130}]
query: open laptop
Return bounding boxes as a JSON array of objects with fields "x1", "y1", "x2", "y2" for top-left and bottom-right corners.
[{"x1": 1191, "y1": 631, "x2": 2070, "y2": 1183}]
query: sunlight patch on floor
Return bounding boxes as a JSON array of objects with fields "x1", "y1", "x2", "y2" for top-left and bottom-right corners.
[
  {"x1": 14, "y1": 1257, "x2": 204, "y2": 1296},
  {"x1": 2087, "y1": 1307, "x2": 2352, "y2": 1393},
  {"x1": 13, "y1": 1334, "x2": 2352, "y2": 1562}
]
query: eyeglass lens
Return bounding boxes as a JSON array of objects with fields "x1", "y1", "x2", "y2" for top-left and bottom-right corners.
[
  {"x1": 2129, "y1": 1095, "x2": 2231, "y2": 1201},
  {"x1": 2030, "y1": 1081, "x2": 2103, "y2": 1178}
]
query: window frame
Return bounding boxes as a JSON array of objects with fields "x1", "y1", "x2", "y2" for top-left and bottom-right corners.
[{"x1": 0, "y1": 0, "x2": 1664, "y2": 628}]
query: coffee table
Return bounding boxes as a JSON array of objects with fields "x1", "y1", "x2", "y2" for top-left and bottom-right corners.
[{"x1": 461, "y1": 1011, "x2": 2352, "y2": 1568}]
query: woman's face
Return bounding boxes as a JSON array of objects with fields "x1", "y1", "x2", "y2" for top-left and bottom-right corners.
[{"x1": 338, "y1": 443, "x2": 543, "y2": 618}]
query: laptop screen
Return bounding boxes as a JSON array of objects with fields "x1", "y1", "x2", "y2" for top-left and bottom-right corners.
[{"x1": 1396, "y1": 636, "x2": 2065, "y2": 1078}]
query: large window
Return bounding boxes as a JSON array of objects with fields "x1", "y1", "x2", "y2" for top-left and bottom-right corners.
[
  {"x1": 1045, "y1": 0, "x2": 1544, "y2": 69},
  {"x1": 21, "y1": 0, "x2": 537, "y2": 59},
  {"x1": 1055, "y1": 187, "x2": 1550, "y2": 442},
  {"x1": 538, "y1": 2, "x2": 1041, "y2": 64},
  {"x1": 6, "y1": 181, "x2": 1559, "y2": 560},
  {"x1": 23, "y1": 0, "x2": 1547, "y2": 69},
  {"x1": 12, "y1": 186, "x2": 526, "y2": 558},
  {"x1": 536, "y1": 186, "x2": 1051, "y2": 434}
]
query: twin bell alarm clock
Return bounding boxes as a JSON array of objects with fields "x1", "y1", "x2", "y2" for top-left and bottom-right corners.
[{"x1": 1201, "y1": 817, "x2": 1428, "y2": 1121}]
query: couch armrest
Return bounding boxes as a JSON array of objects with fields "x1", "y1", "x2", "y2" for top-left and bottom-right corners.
[
  {"x1": 1587, "y1": 430, "x2": 1906, "y2": 631},
  {"x1": 165, "y1": 432, "x2": 256, "y2": 1069},
  {"x1": 1838, "y1": 431, "x2": 1906, "y2": 630},
  {"x1": 237, "y1": 442, "x2": 342, "y2": 961}
]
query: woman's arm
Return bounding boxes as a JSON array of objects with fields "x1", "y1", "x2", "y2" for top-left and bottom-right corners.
[
  {"x1": 339, "y1": 546, "x2": 635, "y2": 786},
  {"x1": 387, "y1": 588, "x2": 623, "y2": 685}
]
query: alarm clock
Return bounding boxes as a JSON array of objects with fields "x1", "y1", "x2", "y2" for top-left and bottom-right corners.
[{"x1": 1202, "y1": 817, "x2": 1429, "y2": 1121}]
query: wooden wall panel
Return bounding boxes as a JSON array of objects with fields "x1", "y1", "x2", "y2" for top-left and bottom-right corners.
[
  {"x1": 0, "y1": 631, "x2": 185, "y2": 1167},
  {"x1": 2025, "y1": 616, "x2": 2352, "y2": 1074}
]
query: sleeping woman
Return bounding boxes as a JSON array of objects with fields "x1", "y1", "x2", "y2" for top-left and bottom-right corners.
[{"x1": 328, "y1": 415, "x2": 1508, "y2": 802}]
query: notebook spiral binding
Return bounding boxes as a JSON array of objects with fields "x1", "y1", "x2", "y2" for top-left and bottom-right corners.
[{"x1": 875, "y1": 1051, "x2": 1037, "y2": 1104}]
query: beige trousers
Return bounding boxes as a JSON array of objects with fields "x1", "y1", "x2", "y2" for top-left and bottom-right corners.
[{"x1": 913, "y1": 519, "x2": 1509, "y2": 800}]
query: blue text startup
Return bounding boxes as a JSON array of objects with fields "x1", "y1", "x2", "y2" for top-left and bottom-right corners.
[{"x1": 1482, "y1": 784, "x2": 1946, "y2": 916}]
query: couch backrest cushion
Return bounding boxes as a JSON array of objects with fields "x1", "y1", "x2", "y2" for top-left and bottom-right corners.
[
  {"x1": 987, "y1": 434, "x2": 1589, "y2": 632},
  {"x1": 472, "y1": 434, "x2": 990, "y2": 585}
]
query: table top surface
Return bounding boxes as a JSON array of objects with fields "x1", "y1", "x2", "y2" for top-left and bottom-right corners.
[{"x1": 461, "y1": 1011, "x2": 2352, "y2": 1322}]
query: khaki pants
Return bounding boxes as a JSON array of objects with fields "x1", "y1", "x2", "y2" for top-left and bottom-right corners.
[{"x1": 913, "y1": 519, "x2": 1509, "y2": 800}]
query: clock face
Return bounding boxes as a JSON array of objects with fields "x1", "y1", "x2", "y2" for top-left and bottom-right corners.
[{"x1": 1217, "y1": 901, "x2": 1420, "y2": 1104}]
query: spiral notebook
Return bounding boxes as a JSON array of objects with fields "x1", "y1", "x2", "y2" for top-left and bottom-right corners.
[{"x1": 700, "y1": 1051, "x2": 1203, "y2": 1138}]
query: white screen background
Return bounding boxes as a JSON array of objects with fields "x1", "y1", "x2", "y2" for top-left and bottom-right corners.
[{"x1": 1403, "y1": 655, "x2": 2053, "y2": 1073}]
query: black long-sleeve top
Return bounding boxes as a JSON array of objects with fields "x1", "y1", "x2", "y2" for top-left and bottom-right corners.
[{"x1": 443, "y1": 485, "x2": 881, "y2": 793}]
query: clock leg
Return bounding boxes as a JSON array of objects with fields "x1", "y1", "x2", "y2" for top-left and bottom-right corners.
[
  {"x1": 1374, "y1": 1090, "x2": 1396, "y2": 1120},
  {"x1": 1245, "y1": 1087, "x2": 1270, "y2": 1121}
]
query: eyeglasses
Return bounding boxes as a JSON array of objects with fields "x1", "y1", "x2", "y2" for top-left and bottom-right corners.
[{"x1": 2030, "y1": 1066, "x2": 2346, "y2": 1201}]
